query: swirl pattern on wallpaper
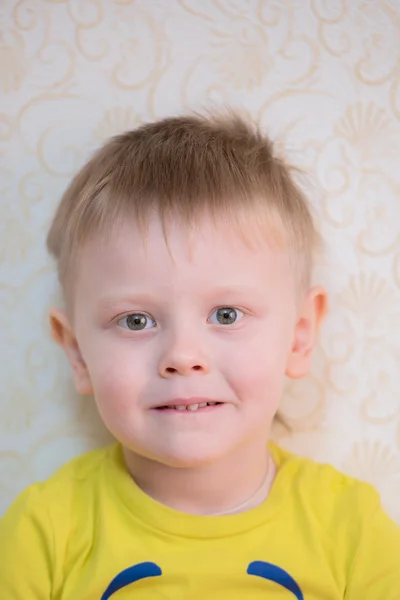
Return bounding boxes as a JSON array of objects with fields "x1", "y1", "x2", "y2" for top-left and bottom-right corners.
[{"x1": 0, "y1": 0, "x2": 399, "y2": 521}]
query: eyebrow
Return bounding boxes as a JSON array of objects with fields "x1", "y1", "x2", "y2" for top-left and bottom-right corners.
[
  {"x1": 205, "y1": 284, "x2": 265, "y2": 297},
  {"x1": 99, "y1": 285, "x2": 264, "y2": 303},
  {"x1": 97, "y1": 292, "x2": 162, "y2": 310}
]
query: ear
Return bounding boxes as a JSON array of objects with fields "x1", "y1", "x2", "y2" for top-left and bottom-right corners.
[
  {"x1": 285, "y1": 286, "x2": 328, "y2": 379},
  {"x1": 49, "y1": 308, "x2": 93, "y2": 395}
]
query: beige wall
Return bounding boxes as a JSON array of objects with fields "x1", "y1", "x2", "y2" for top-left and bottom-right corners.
[{"x1": 1, "y1": 0, "x2": 400, "y2": 521}]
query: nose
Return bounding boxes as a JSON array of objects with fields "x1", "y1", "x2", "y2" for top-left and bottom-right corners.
[{"x1": 158, "y1": 332, "x2": 210, "y2": 378}]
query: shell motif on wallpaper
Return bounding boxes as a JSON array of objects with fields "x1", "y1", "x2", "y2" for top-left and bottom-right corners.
[
  {"x1": 340, "y1": 272, "x2": 399, "y2": 329},
  {"x1": 334, "y1": 102, "x2": 400, "y2": 161},
  {"x1": 343, "y1": 441, "x2": 400, "y2": 490},
  {"x1": 211, "y1": 23, "x2": 273, "y2": 90},
  {"x1": 94, "y1": 107, "x2": 142, "y2": 141}
]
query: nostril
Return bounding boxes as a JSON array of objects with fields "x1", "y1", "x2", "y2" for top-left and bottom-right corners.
[{"x1": 162, "y1": 364, "x2": 205, "y2": 376}]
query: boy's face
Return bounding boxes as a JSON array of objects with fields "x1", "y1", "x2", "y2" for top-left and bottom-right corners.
[{"x1": 51, "y1": 213, "x2": 326, "y2": 467}]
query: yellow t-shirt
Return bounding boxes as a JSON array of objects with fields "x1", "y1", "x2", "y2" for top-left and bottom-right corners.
[{"x1": 1, "y1": 442, "x2": 399, "y2": 599}]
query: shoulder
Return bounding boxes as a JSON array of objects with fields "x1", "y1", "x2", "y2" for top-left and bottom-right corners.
[
  {"x1": 0, "y1": 445, "x2": 119, "y2": 595},
  {"x1": 3, "y1": 444, "x2": 117, "y2": 524},
  {"x1": 40, "y1": 443, "x2": 115, "y2": 491},
  {"x1": 269, "y1": 441, "x2": 382, "y2": 521},
  {"x1": 268, "y1": 441, "x2": 400, "y2": 580},
  {"x1": 270, "y1": 444, "x2": 400, "y2": 596}
]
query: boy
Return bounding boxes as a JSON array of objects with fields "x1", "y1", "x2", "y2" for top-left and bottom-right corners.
[{"x1": 1, "y1": 112, "x2": 399, "y2": 599}]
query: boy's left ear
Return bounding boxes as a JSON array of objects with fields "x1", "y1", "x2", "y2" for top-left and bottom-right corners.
[{"x1": 285, "y1": 286, "x2": 327, "y2": 379}]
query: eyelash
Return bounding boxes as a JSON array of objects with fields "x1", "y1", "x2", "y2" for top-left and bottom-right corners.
[{"x1": 117, "y1": 307, "x2": 245, "y2": 331}]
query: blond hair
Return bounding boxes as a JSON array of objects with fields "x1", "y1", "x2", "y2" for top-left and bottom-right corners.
[{"x1": 47, "y1": 111, "x2": 320, "y2": 295}]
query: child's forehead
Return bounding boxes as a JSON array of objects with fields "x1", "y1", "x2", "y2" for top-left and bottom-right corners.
[
  {"x1": 102, "y1": 209, "x2": 289, "y2": 262},
  {"x1": 74, "y1": 213, "x2": 294, "y2": 305},
  {"x1": 70, "y1": 211, "x2": 299, "y2": 314}
]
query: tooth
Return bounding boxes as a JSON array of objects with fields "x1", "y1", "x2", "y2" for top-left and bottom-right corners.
[
  {"x1": 198, "y1": 403, "x2": 207, "y2": 408},
  {"x1": 187, "y1": 404, "x2": 199, "y2": 411},
  {"x1": 175, "y1": 405, "x2": 186, "y2": 411},
  {"x1": 207, "y1": 402, "x2": 217, "y2": 406}
]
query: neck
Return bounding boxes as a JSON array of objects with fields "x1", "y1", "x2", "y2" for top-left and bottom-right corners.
[{"x1": 122, "y1": 437, "x2": 274, "y2": 515}]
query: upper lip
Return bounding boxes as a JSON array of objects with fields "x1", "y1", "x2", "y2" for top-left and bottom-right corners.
[{"x1": 153, "y1": 397, "x2": 221, "y2": 408}]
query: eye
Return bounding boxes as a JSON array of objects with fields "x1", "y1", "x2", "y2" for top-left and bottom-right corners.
[
  {"x1": 118, "y1": 313, "x2": 156, "y2": 331},
  {"x1": 208, "y1": 307, "x2": 244, "y2": 325}
]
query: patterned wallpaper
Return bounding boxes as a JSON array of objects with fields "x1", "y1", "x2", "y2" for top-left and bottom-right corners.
[{"x1": 1, "y1": 0, "x2": 400, "y2": 521}]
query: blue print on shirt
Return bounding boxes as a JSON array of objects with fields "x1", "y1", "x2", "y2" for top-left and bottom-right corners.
[
  {"x1": 100, "y1": 560, "x2": 304, "y2": 599},
  {"x1": 101, "y1": 562, "x2": 162, "y2": 599},
  {"x1": 247, "y1": 561, "x2": 304, "y2": 599}
]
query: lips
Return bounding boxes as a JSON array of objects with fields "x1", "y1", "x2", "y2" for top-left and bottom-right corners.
[{"x1": 156, "y1": 401, "x2": 222, "y2": 412}]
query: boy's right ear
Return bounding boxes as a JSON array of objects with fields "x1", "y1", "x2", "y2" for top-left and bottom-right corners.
[{"x1": 49, "y1": 309, "x2": 93, "y2": 396}]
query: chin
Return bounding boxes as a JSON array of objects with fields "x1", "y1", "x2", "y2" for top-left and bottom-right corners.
[
  {"x1": 159, "y1": 453, "x2": 222, "y2": 469},
  {"x1": 115, "y1": 427, "x2": 239, "y2": 469},
  {"x1": 147, "y1": 442, "x2": 231, "y2": 469}
]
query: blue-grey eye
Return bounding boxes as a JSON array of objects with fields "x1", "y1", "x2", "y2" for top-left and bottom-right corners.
[
  {"x1": 119, "y1": 313, "x2": 156, "y2": 331},
  {"x1": 209, "y1": 307, "x2": 244, "y2": 325}
]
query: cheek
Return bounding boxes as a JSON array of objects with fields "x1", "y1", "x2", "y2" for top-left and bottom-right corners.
[
  {"x1": 228, "y1": 354, "x2": 284, "y2": 398},
  {"x1": 82, "y1": 339, "x2": 150, "y2": 407},
  {"x1": 221, "y1": 327, "x2": 291, "y2": 399}
]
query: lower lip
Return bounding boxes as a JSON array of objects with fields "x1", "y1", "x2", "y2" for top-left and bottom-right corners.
[{"x1": 153, "y1": 403, "x2": 224, "y2": 414}]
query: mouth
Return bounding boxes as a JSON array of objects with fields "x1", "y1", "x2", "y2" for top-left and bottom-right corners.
[{"x1": 154, "y1": 401, "x2": 223, "y2": 412}]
